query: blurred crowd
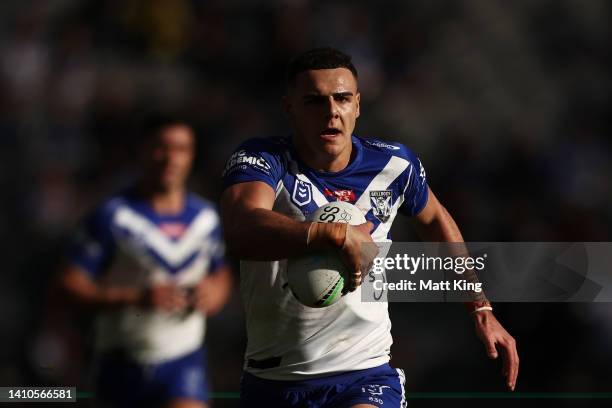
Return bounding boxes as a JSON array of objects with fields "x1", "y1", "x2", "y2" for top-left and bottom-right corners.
[{"x1": 0, "y1": 0, "x2": 610, "y2": 406}]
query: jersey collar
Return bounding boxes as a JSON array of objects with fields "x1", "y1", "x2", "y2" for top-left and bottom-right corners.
[{"x1": 289, "y1": 135, "x2": 363, "y2": 177}]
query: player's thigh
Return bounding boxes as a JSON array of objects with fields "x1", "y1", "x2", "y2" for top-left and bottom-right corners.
[
  {"x1": 350, "y1": 405, "x2": 378, "y2": 408},
  {"x1": 165, "y1": 398, "x2": 209, "y2": 408}
]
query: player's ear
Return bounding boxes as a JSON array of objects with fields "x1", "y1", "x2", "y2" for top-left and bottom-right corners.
[{"x1": 355, "y1": 92, "x2": 360, "y2": 119}]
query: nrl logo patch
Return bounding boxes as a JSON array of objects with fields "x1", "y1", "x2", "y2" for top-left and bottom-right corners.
[
  {"x1": 370, "y1": 190, "x2": 392, "y2": 222},
  {"x1": 292, "y1": 179, "x2": 313, "y2": 206}
]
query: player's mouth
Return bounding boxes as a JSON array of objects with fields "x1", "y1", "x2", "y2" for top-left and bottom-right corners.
[
  {"x1": 319, "y1": 127, "x2": 342, "y2": 140},
  {"x1": 161, "y1": 167, "x2": 180, "y2": 180}
]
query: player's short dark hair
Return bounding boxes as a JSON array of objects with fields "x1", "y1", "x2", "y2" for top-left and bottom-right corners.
[
  {"x1": 129, "y1": 113, "x2": 193, "y2": 154},
  {"x1": 140, "y1": 114, "x2": 190, "y2": 143},
  {"x1": 286, "y1": 47, "x2": 358, "y2": 88}
]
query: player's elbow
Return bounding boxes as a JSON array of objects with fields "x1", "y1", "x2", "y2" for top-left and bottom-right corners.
[{"x1": 58, "y1": 264, "x2": 98, "y2": 305}]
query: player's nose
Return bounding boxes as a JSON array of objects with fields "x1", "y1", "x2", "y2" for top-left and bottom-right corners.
[{"x1": 325, "y1": 96, "x2": 339, "y2": 118}]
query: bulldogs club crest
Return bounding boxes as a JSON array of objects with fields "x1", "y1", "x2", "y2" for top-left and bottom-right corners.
[{"x1": 370, "y1": 190, "x2": 392, "y2": 222}]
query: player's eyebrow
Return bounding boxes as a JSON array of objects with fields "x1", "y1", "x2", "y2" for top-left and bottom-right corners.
[
  {"x1": 302, "y1": 91, "x2": 354, "y2": 100},
  {"x1": 333, "y1": 91, "x2": 354, "y2": 98}
]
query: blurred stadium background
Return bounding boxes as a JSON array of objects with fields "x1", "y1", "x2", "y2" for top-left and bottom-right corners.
[{"x1": 0, "y1": 0, "x2": 610, "y2": 407}]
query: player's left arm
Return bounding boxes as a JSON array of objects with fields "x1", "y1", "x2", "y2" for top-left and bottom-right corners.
[
  {"x1": 409, "y1": 188, "x2": 519, "y2": 391},
  {"x1": 192, "y1": 265, "x2": 233, "y2": 316}
]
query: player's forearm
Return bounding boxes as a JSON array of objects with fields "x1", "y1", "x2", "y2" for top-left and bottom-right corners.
[
  {"x1": 68, "y1": 285, "x2": 141, "y2": 309},
  {"x1": 61, "y1": 265, "x2": 142, "y2": 310},
  {"x1": 414, "y1": 204, "x2": 464, "y2": 243},
  {"x1": 424, "y1": 210, "x2": 489, "y2": 304},
  {"x1": 412, "y1": 199, "x2": 489, "y2": 306},
  {"x1": 89, "y1": 287, "x2": 142, "y2": 308},
  {"x1": 221, "y1": 182, "x2": 347, "y2": 260},
  {"x1": 225, "y1": 207, "x2": 312, "y2": 260}
]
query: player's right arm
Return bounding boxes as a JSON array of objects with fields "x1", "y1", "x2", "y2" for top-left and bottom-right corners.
[
  {"x1": 60, "y1": 263, "x2": 139, "y2": 307},
  {"x1": 59, "y1": 264, "x2": 187, "y2": 311},
  {"x1": 220, "y1": 181, "x2": 372, "y2": 290},
  {"x1": 220, "y1": 180, "x2": 311, "y2": 259},
  {"x1": 59, "y1": 201, "x2": 187, "y2": 311},
  {"x1": 221, "y1": 138, "x2": 373, "y2": 289}
]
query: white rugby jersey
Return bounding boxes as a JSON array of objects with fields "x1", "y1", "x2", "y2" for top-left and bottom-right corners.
[
  {"x1": 68, "y1": 190, "x2": 225, "y2": 363},
  {"x1": 223, "y1": 135, "x2": 428, "y2": 380}
]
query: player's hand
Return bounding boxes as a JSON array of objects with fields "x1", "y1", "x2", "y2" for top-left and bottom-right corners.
[
  {"x1": 341, "y1": 221, "x2": 376, "y2": 292},
  {"x1": 141, "y1": 284, "x2": 188, "y2": 312},
  {"x1": 472, "y1": 310, "x2": 519, "y2": 391},
  {"x1": 307, "y1": 220, "x2": 376, "y2": 292},
  {"x1": 190, "y1": 277, "x2": 226, "y2": 316}
]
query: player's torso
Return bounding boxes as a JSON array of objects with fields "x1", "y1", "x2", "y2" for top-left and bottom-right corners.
[
  {"x1": 95, "y1": 192, "x2": 221, "y2": 363},
  {"x1": 273, "y1": 137, "x2": 411, "y2": 239},
  {"x1": 240, "y1": 137, "x2": 415, "y2": 378},
  {"x1": 102, "y1": 194, "x2": 219, "y2": 289}
]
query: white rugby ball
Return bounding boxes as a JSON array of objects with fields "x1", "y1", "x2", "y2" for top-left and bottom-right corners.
[{"x1": 287, "y1": 201, "x2": 367, "y2": 307}]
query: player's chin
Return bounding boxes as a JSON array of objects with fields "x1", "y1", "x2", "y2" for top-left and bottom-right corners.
[
  {"x1": 159, "y1": 176, "x2": 184, "y2": 190},
  {"x1": 317, "y1": 134, "x2": 348, "y2": 154},
  {"x1": 318, "y1": 145, "x2": 345, "y2": 160}
]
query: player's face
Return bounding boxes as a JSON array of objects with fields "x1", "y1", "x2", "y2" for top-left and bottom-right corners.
[
  {"x1": 285, "y1": 68, "x2": 360, "y2": 169},
  {"x1": 146, "y1": 124, "x2": 195, "y2": 190}
]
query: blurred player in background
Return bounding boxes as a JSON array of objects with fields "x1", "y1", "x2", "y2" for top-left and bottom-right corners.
[
  {"x1": 221, "y1": 47, "x2": 518, "y2": 407},
  {"x1": 60, "y1": 116, "x2": 232, "y2": 408}
]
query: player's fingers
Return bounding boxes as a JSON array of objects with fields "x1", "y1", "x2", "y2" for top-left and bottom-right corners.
[
  {"x1": 195, "y1": 297, "x2": 208, "y2": 312},
  {"x1": 360, "y1": 244, "x2": 378, "y2": 272},
  {"x1": 174, "y1": 291, "x2": 189, "y2": 310},
  {"x1": 153, "y1": 288, "x2": 172, "y2": 309},
  {"x1": 161, "y1": 287, "x2": 185, "y2": 311},
  {"x1": 353, "y1": 222, "x2": 375, "y2": 238},
  {"x1": 342, "y1": 267, "x2": 360, "y2": 292},
  {"x1": 346, "y1": 278, "x2": 357, "y2": 292},
  {"x1": 353, "y1": 271, "x2": 362, "y2": 287},
  {"x1": 485, "y1": 339, "x2": 498, "y2": 359},
  {"x1": 505, "y1": 339, "x2": 519, "y2": 391},
  {"x1": 196, "y1": 291, "x2": 210, "y2": 310},
  {"x1": 365, "y1": 221, "x2": 374, "y2": 233},
  {"x1": 354, "y1": 221, "x2": 371, "y2": 232},
  {"x1": 160, "y1": 296, "x2": 176, "y2": 311},
  {"x1": 343, "y1": 252, "x2": 361, "y2": 286},
  {"x1": 498, "y1": 338, "x2": 517, "y2": 389},
  {"x1": 499, "y1": 338, "x2": 512, "y2": 371}
]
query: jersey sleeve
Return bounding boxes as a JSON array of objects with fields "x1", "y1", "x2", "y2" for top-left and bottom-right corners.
[
  {"x1": 66, "y1": 204, "x2": 116, "y2": 279},
  {"x1": 222, "y1": 138, "x2": 285, "y2": 190},
  {"x1": 398, "y1": 146, "x2": 429, "y2": 217}
]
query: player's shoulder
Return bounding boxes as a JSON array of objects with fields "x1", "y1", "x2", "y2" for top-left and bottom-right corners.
[
  {"x1": 184, "y1": 193, "x2": 222, "y2": 228},
  {"x1": 78, "y1": 190, "x2": 132, "y2": 232},
  {"x1": 185, "y1": 193, "x2": 219, "y2": 214},
  {"x1": 223, "y1": 136, "x2": 289, "y2": 181},
  {"x1": 92, "y1": 192, "x2": 130, "y2": 219},
  {"x1": 235, "y1": 136, "x2": 290, "y2": 155},
  {"x1": 358, "y1": 136, "x2": 420, "y2": 162}
]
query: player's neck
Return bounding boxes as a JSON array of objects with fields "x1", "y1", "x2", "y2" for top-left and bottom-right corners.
[
  {"x1": 150, "y1": 190, "x2": 186, "y2": 214},
  {"x1": 295, "y1": 144, "x2": 354, "y2": 173},
  {"x1": 137, "y1": 183, "x2": 187, "y2": 214}
]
